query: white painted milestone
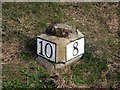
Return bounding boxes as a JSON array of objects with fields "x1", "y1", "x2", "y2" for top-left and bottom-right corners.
[
  {"x1": 37, "y1": 37, "x2": 56, "y2": 62},
  {"x1": 66, "y1": 38, "x2": 84, "y2": 61}
]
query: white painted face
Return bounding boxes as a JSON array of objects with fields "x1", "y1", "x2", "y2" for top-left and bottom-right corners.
[
  {"x1": 66, "y1": 38, "x2": 84, "y2": 61},
  {"x1": 37, "y1": 38, "x2": 56, "y2": 62}
]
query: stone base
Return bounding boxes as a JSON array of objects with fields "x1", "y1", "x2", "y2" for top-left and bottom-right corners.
[{"x1": 36, "y1": 55, "x2": 83, "y2": 71}]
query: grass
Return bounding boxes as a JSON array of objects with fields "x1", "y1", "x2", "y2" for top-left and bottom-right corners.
[
  {"x1": 20, "y1": 51, "x2": 30, "y2": 60},
  {"x1": 2, "y1": 2, "x2": 119, "y2": 88},
  {"x1": 2, "y1": 61, "x2": 57, "y2": 89},
  {"x1": 72, "y1": 44, "x2": 108, "y2": 85}
]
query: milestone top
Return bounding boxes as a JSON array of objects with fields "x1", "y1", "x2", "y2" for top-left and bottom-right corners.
[{"x1": 45, "y1": 24, "x2": 78, "y2": 38}]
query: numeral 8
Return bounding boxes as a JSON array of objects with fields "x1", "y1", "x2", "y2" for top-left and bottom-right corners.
[{"x1": 73, "y1": 42, "x2": 79, "y2": 56}]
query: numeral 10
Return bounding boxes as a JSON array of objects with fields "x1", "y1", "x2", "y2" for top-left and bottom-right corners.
[{"x1": 39, "y1": 41, "x2": 53, "y2": 58}]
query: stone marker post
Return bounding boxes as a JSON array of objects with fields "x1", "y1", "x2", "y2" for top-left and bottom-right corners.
[{"x1": 36, "y1": 24, "x2": 84, "y2": 70}]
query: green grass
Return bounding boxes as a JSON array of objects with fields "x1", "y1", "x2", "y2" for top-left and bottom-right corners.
[
  {"x1": 72, "y1": 44, "x2": 108, "y2": 85},
  {"x1": 20, "y1": 51, "x2": 30, "y2": 60},
  {"x1": 2, "y1": 61, "x2": 57, "y2": 89}
]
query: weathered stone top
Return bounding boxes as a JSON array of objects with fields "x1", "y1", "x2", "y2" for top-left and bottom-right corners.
[{"x1": 45, "y1": 24, "x2": 78, "y2": 38}]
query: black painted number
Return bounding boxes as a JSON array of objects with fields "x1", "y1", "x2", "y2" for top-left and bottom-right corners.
[
  {"x1": 39, "y1": 41, "x2": 43, "y2": 55},
  {"x1": 39, "y1": 41, "x2": 53, "y2": 58},
  {"x1": 45, "y1": 43, "x2": 53, "y2": 58},
  {"x1": 73, "y1": 42, "x2": 79, "y2": 56}
]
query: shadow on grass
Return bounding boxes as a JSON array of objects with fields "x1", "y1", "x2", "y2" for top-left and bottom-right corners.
[
  {"x1": 6, "y1": 30, "x2": 37, "y2": 60},
  {"x1": 23, "y1": 37, "x2": 37, "y2": 57},
  {"x1": 19, "y1": 36, "x2": 38, "y2": 61}
]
